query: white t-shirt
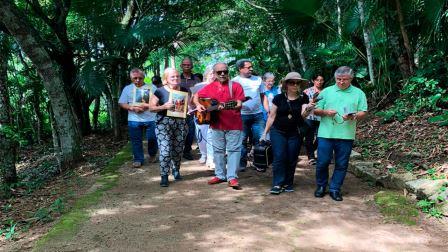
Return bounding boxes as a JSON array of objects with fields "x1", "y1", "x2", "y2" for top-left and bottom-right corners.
[
  {"x1": 232, "y1": 75, "x2": 263, "y2": 115},
  {"x1": 118, "y1": 83, "x2": 157, "y2": 122}
]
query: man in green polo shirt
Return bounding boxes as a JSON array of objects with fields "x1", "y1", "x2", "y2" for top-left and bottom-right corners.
[{"x1": 313, "y1": 66, "x2": 368, "y2": 201}]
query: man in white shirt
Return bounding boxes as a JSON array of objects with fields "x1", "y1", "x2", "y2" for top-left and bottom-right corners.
[
  {"x1": 119, "y1": 68, "x2": 158, "y2": 168},
  {"x1": 232, "y1": 59, "x2": 265, "y2": 171}
]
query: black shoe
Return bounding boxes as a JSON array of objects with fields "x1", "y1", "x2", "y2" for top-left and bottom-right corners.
[
  {"x1": 270, "y1": 186, "x2": 282, "y2": 195},
  {"x1": 329, "y1": 191, "x2": 343, "y2": 201},
  {"x1": 314, "y1": 186, "x2": 326, "y2": 198},
  {"x1": 182, "y1": 152, "x2": 194, "y2": 160},
  {"x1": 173, "y1": 170, "x2": 183, "y2": 181},
  {"x1": 160, "y1": 175, "x2": 169, "y2": 187}
]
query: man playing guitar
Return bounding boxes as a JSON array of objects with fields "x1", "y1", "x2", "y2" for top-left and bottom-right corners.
[{"x1": 193, "y1": 62, "x2": 245, "y2": 189}]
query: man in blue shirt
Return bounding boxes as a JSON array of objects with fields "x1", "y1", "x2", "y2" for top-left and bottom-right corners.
[{"x1": 119, "y1": 68, "x2": 158, "y2": 168}]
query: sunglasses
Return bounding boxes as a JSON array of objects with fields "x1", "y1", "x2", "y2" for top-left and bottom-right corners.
[
  {"x1": 287, "y1": 81, "x2": 302, "y2": 86},
  {"x1": 216, "y1": 70, "x2": 229, "y2": 75}
]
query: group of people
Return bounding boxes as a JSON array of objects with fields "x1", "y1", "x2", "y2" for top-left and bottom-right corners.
[{"x1": 119, "y1": 57, "x2": 368, "y2": 201}]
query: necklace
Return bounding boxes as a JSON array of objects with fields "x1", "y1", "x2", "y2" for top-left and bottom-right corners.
[{"x1": 285, "y1": 93, "x2": 296, "y2": 120}]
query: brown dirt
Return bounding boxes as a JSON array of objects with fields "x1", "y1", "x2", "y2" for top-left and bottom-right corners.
[{"x1": 32, "y1": 155, "x2": 448, "y2": 252}]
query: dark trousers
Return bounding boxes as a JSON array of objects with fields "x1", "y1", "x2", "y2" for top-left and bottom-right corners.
[
  {"x1": 270, "y1": 128, "x2": 301, "y2": 187},
  {"x1": 183, "y1": 115, "x2": 195, "y2": 154},
  {"x1": 316, "y1": 138, "x2": 353, "y2": 192},
  {"x1": 304, "y1": 119, "x2": 320, "y2": 159}
]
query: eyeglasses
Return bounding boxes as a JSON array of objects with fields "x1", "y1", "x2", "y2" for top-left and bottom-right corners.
[
  {"x1": 216, "y1": 70, "x2": 229, "y2": 75},
  {"x1": 241, "y1": 66, "x2": 253, "y2": 69},
  {"x1": 132, "y1": 77, "x2": 144, "y2": 80}
]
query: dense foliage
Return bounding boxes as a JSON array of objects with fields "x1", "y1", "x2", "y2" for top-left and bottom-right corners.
[{"x1": 0, "y1": 0, "x2": 447, "y2": 193}]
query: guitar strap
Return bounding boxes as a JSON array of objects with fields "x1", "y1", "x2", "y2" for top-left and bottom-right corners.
[{"x1": 229, "y1": 81, "x2": 233, "y2": 99}]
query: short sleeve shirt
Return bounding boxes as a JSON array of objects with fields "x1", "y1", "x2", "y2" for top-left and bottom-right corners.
[
  {"x1": 154, "y1": 86, "x2": 189, "y2": 117},
  {"x1": 316, "y1": 84, "x2": 368, "y2": 140},
  {"x1": 197, "y1": 80, "x2": 245, "y2": 130},
  {"x1": 118, "y1": 83, "x2": 156, "y2": 122},
  {"x1": 304, "y1": 86, "x2": 321, "y2": 121},
  {"x1": 272, "y1": 93, "x2": 309, "y2": 134},
  {"x1": 264, "y1": 86, "x2": 280, "y2": 110},
  {"x1": 232, "y1": 75, "x2": 263, "y2": 115},
  {"x1": 180, "y1": 73, "x2": 201, "y2": 89}
]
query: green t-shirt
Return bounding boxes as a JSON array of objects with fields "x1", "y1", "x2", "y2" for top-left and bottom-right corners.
[{"x1": 316, "y1": 84, "x2": 368, "y2": 140}]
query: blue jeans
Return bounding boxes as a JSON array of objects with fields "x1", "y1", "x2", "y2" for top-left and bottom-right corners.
[
  {"x1": 183, "y1": 115, "x2": 195, "y2": 154},
  {"x1": 128, "y1": 121, "x2": 158, "y2": 163},
  {"x1": 316, "y1": 138, "x2": 353, "y2": 192},
  {"x1": 240, "y1": 112, "x2": 265, "y2": 168},
  {"x1": 270, "y1": 128, "x2": 301, "y2": 187},
  {"x1": 211, "y1": 129, "x2": 242, "y2": 180}
]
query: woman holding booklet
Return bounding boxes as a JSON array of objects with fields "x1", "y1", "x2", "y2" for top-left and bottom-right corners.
[{"x1": 149, "y1": 68, "x2": 190, "y2": 187}]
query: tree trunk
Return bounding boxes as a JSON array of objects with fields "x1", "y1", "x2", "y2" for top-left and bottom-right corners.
[
  {"x1": 170, "y1": 54, "x2": 176, "y2": 68},
  {"x1": 282, "y1": 33, "x2": 295, "y2": 71},
  {"x1": 295, "y1": 39, "x2": 308, "y2": 73},
  {"x1": 92, "y1": 97, "x2": 101, "y2": 131},
  {"x1": 395, "y1": 0, "x2": 414, "y2": 76},
  {"x1": 336, "y1": 0, "x2": 342, "y2": 36},
  {"x1": 31, "y1": 85, "x2": 44, "y2": 143},
  {"x1": 0, "y1": 33, "x2": 18, "y2": 187},
  {"x1": 0, "y1": 0, "x2": 81, "y2": 169},
  {"x1": 358, "y1": 0, "x2": 376, "y2": 86},
  {"x1": 164, "y1": 54, "x2": 169, "y2": 69}
]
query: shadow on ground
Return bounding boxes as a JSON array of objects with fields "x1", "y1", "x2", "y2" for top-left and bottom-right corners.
[{"x1": 36, "y1": 153, "x2": 448, "y2": 252}]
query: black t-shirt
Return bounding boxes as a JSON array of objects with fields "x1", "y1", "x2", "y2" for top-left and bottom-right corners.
[
  {"x1": 154, "y1": 86, "x2": 189, "y2": 116},
  {"x1": 272, "y1": 93, "x2": 309, "y2": 134}
]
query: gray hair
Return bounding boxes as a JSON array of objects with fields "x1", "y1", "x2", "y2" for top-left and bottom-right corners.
[
  {"x1": 212, "y1": 62, "x2": 228, "y2": 71},
  {"x1": 129, "y1": 68, "x2": 145, "y2": 78},
  {"x1": 181, "y1": 57, "x2": 192, "y2": 64},
  {"x1": 334, "y1": 66, "x2": 354, "y2": 78},
  {"x1": 236, "y1": 59, "x2": 251, "y2": 70},
  {"x1": 262, "y1": 72, "x2": 275, "y2": 80}
]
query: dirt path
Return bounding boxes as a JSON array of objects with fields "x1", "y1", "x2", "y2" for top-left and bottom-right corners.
[{"x1": 37, "y1": 156, "x2": 448, "y2": 252}]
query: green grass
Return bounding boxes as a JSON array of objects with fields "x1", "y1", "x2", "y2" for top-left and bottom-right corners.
[
  {"x1": 33, "y1": 144, "x2": 131, "y2": 251},
  {"x1": 374, "y1": 191, "x2": 419, "y2": 226}
]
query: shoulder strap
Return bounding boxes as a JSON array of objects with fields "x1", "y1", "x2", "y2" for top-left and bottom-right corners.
[{"x1": 229, "y1": 81, "x2": 233, "y2": 99}]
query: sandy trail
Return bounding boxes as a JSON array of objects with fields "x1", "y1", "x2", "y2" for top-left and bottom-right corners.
[{"x1": 38, "y1": 156, "x2": 447, "y2": 252}]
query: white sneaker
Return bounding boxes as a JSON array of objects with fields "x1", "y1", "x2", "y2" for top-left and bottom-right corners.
[
  {"x1": 206, "y1": 160, "x2": 215, "y2": 169},
  {"x1": 199, "y1": 156, "x2": 206, "y2": 164}
]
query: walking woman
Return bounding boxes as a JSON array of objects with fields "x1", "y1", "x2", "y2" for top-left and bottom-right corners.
[
  {"x1": 149, "y1": 68, "x2": 189, "y2": 187},
  {"x1": 190, "y1": 66, "x2": 215, "y2": 168},
  {"x1": 303, "y1": 74, "x2": 324, "y2": 165},
  {"x1": 261, "y1": 72, "x2": 315, "y2": 194}
]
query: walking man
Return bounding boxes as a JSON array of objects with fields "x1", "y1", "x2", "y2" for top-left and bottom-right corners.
[
  {"x1": 232, "y1": 59, "x2": 265, "y2": 171},
  {"x1": 313, "y1": 66, "x2": 368, "y2": 201},
  {"x1": 180, "y1": 57, "x2": 202, "y2": 160},
  {"x1": 194, "y1": 63, "x2": 245, "y2": 188},
  {"x1": 119, "y1": 68, "x2": 158, "y2": 168}
]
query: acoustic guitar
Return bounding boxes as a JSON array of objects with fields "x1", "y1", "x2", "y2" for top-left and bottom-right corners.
[{"x1": 195, "y1": 97, "x2": 251, "y2": 125}]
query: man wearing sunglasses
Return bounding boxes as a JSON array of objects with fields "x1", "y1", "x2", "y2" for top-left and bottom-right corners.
[
  {"x1": 232, "y1": 59, "x2": 265, "y2": 172},
  {"x1": 180, "y1": 57, "x2": 202, "y2": 161},
  {"x1": 194, "y1": 63, "x2": 245, "y2": 189},
  {"x1": 313, "y1": 66, "x2": 368, "y2": 201},
  {"x1": 119, "y1": 68, "x2": 158, "y2": 168}
]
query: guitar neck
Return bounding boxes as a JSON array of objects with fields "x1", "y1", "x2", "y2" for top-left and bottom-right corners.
[{"x1": 222, "y1": 101, "x2": 237, "y2": 110}]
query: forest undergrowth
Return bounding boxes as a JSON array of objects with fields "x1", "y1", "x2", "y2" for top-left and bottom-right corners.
[{"x1": 0, "y1": 132, "x2": 126, "y2": 244}]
